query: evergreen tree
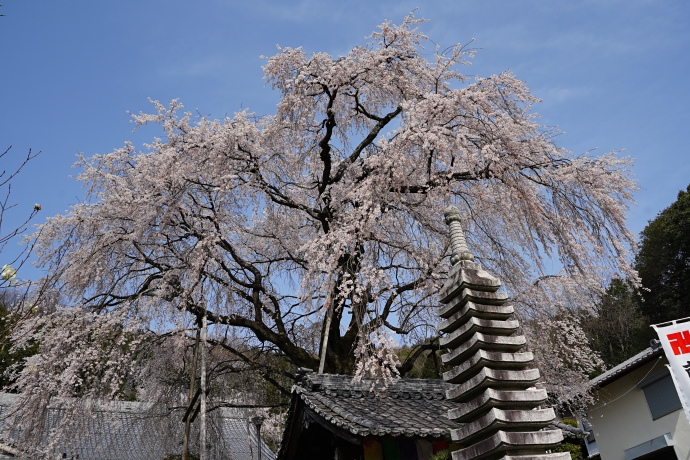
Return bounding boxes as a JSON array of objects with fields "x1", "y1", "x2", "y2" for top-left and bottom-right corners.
[
  {"x1": 583, "y1": 185, "x2": 690, "y2": 369},
  {"x1": 580, "y1": 279, "x2": 650, "y2": 370},
  {"x1": 635, "y1": 184, "x2": 690, "y2": 324}
]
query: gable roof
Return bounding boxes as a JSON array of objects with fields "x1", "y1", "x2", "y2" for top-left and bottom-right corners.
[
  {"x1": 291, "y1": 371, "x2": 460, "y2": 439},
  {"x1": 590, "y1": 346, "x2": 664, "y2": 389},
  {"x1": 277, "y1": 371, "x2": 461, "y2": 460},
  {"x1": 0, "y1": 393, "x2": 275, "y2": 460}
]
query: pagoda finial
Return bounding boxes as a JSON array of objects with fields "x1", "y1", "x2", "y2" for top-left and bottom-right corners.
[{"x1": 444, "y1": 206, "x2": 474, "y2": 265}]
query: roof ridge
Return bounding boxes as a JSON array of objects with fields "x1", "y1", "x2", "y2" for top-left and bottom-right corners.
[
  {"x1": 299, "y1": 372, "x2": 452, "y2": 394},
  {"x1": 590, "y1": 347, "x2": 662, "y2": 387}
]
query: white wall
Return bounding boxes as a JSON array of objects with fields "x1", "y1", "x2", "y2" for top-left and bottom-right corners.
[{"x1": 587, "y1": 358, "x2": 690, "y2": 460}]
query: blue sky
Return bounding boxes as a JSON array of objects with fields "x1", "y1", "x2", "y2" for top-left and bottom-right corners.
[{"x1": 1, "y1": 0, "x2": 688, "y2": 282}]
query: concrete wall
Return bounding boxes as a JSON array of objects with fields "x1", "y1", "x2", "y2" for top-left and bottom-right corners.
[{"x1": 587, "y1": 357, "x2": 690, "y2": 460}]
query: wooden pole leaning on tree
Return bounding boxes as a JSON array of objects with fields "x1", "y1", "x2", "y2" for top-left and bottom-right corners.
[
  {"x1": 439, "y1": 206, "x2": 571, "y2": 460},
  {"x1": 318, "y1": 292, "x2": 334, "y2": 374}
]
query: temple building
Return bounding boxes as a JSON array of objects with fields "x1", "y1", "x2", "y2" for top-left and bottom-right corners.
[
  {"x1": 276, "y1": 370, "x2": 459, "y2": 459},
  {"x1": 277, "y1": 207, "x2": 572, "y2": 460}
]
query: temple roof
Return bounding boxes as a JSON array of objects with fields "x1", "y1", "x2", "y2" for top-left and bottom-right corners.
[{"x1": 290, "y1": 370, "x2": 460, "y2": 438}]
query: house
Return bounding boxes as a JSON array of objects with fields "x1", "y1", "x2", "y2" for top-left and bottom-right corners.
[
  {"x1": 0, "y1": 393, "x2": 275, "y2": 460},
  {"x1": 585, "y1": 342, "x2": 690, "y2": 460},
  {"x1": 276, "y1": 369, "x2": 460, "y2": 460}
]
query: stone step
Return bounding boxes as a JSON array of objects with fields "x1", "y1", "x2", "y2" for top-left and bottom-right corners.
[
  {"x1": 451, "y1": 429, "x2": 564, "y2": 460},
  {"x1": 451, "y1": 408, "x2": 556, "y2": 444},
  {"x1": 446, "y1": 368, "x2": 541, "y2": 402},
  {"x1": 440, "y1": 317, "x2": 520, "y2": 349},
  {"x1": 443, "y1": 350, "x2": 534, "y2": 384},
  {"x1": 442, "y1": 332, "x2": 526, "y2": 366},
  {"x1": 439, "y1": 302, "x2": 515, "y2": 333},
  {"x1": 439, "y1": 289, "x2": 508, "y2": 318}
]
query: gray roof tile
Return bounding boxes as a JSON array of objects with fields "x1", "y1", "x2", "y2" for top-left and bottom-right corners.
[
  {"x1": 278, "y1": 371, "x2": 584, "y2": 460},
  {"x1": 292, "y1": 371, "x2": 460, "y2": 438}
]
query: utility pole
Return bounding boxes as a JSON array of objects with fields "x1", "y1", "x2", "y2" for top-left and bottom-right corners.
[
  {"x1": 200, "y1": 304, "x2": 208, "y2": 460},
  {"x1": 182, "y1": 327, "x2": 200, "y2": 460}
]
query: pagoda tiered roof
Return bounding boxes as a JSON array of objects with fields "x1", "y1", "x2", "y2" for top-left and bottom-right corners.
[{"x1": 440, "y1": 207, "x2": 571, "y2": 460}]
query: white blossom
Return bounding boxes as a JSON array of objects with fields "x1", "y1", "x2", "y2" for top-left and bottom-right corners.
[
  {"x1": 5, "y1": 14, "x2": 637, "y2": 449},
  {"x1": 1, "y1": 264, "x2": 17, "y2": 281}
]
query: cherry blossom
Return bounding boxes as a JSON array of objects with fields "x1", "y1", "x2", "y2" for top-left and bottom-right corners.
[{"x1": 5, "y1": 14, "x2": 636, "y2": 451}]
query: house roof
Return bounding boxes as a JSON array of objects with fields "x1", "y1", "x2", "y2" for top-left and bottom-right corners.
[
  {"x1": 287, "y1": 370, "x2": 460, "y2": 439},
  {"x1": 0, "y1": 393, "x2": 275, "y2": 460},
  {"x1": 589, "y1": 346, "x2": 664, "y2": 389}
]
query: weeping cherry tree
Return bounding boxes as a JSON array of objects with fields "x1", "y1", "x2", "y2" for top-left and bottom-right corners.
[{"x1": 6, "y1": 14, "x2": 636, "y2": 452}]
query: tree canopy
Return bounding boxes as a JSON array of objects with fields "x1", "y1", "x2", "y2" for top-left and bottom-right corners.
[
  {"x1": 581, "y1": 185, "x2": 690, "y2": 371},
  {"x1": 635, "y1": 184, "x2": 690, "y2": 324},
  {"x1": 580, "y1": 278, "x2": 650, "y2": 370},
  {"x1": 8, "y1": 15, "x2": 637, "y2": 438}
]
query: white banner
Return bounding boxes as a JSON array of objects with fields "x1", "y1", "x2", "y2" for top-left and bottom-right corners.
[{"x1": 652, "y1": 319, "x2": 690, "y2": 423}]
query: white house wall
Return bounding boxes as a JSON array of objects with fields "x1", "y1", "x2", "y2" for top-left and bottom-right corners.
[{"x1": 588, "y1": 358, "x2": 690, "y2": 460}]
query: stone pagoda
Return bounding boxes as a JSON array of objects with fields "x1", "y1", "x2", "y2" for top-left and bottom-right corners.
[{"x1": 439, "y1": 207, "x2": 570, "y2": 460}]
